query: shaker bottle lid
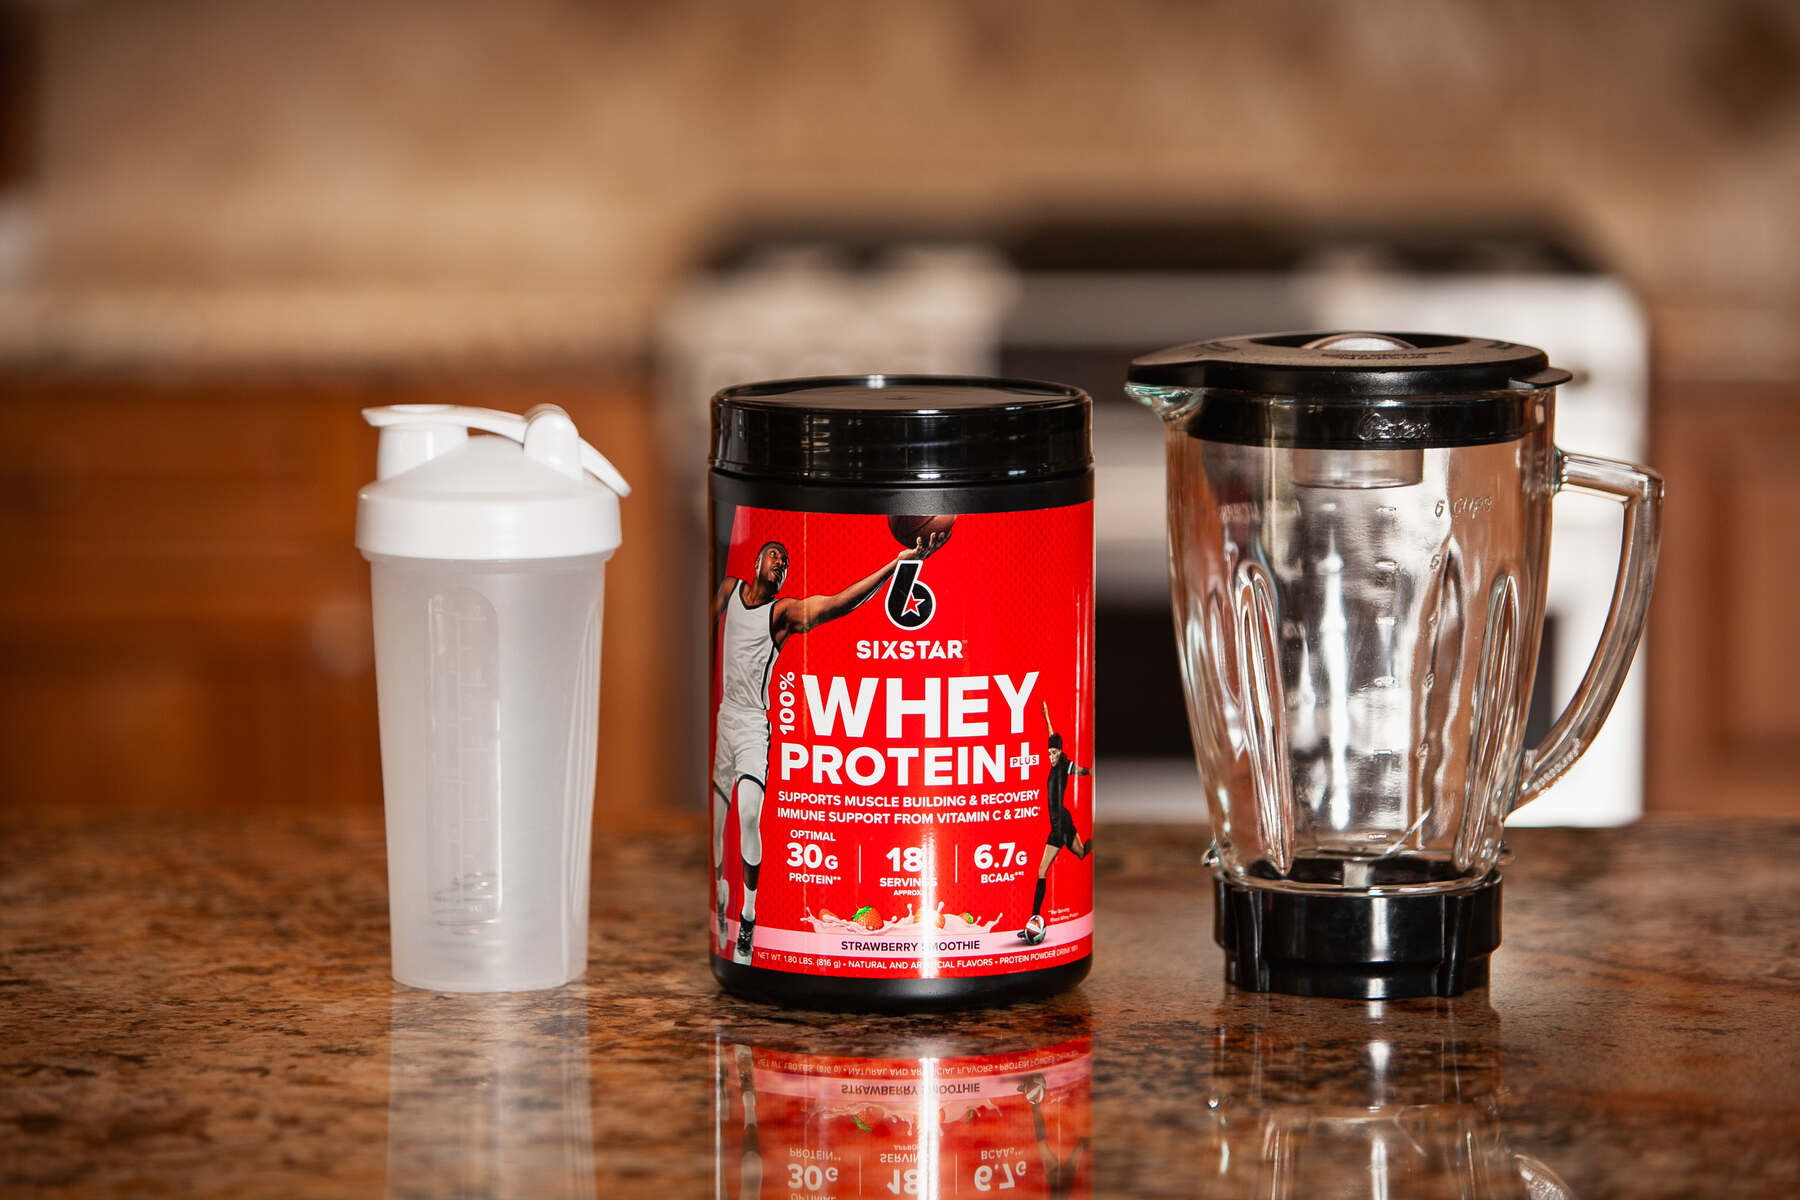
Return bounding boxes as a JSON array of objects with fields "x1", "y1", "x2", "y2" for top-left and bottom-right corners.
[
  {"x1": 1127, "y1": 331, "x2": 1572, "y2": 396},
  {"x1": 355, "y1": 404, "x2": 629, "y2": 561},
  {"x1": 711, "y1": 374, "x2": 1091, "y2": 484},
  {"x1": 1129, "y1": 332, "x2": 1572, "y2": 449}
]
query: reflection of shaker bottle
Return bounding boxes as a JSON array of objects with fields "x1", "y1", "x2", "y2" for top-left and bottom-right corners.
[
  {"x1": 356, "y1": 404, "x2": 629, "y2": 992},
  {"x1": 1131, "y1": 333, "x2": 1662, "y2": 997},
  {"x1": 387, "y1": 986, "x2": 596, "y2": 1199}
]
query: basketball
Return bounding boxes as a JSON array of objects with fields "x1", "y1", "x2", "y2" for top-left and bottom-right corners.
[{"x1": 888, "y1": 513, "x2": 955, "y2": 549}]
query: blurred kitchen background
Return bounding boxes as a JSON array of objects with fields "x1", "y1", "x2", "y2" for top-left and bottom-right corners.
[{"x1": 1, "y1": 0, "x2": 1795, "y2": 825}]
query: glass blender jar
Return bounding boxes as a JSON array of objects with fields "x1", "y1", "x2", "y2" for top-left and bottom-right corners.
[{"x1": 1130, "y1": 332, "x2": 1662, "y2": 997}]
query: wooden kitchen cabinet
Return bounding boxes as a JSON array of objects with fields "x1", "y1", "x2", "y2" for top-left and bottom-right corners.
[
  {"x1": 1648, "y1": 378, "x2": 1800, "y2": 814},
  {"x1": 0, "y1": 366, "x2": 678, "y2": 822}
]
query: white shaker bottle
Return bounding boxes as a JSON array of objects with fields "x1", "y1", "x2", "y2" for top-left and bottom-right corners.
[{"x1": 355, "y1": 403, "x2": 629, "y2": 992}]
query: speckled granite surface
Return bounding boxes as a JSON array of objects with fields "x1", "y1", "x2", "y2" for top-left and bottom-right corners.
[{"x1": 2, "y1": 817, "x2": 1797, "y2": 1198}]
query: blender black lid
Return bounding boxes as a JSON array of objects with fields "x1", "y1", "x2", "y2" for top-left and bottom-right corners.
[
  {"x1": 710, "y1": 374, "x2": 1091, "y2": 484},
  {"x1": 1128, "y1": 331, "x2": 1571, "y2": 397}
]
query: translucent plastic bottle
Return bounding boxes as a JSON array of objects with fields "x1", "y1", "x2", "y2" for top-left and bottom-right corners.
[{"x1": 357, "y1": 404, "x2": 629, "y2": 992}]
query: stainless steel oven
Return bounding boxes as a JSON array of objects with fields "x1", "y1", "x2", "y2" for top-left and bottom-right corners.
[{"x1": 659, "y1": 222, "x2": 1649, "y2": 825}]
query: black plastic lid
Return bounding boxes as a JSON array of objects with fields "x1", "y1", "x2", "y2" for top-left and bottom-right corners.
[
  {"x1": 1128, "y1": 331, "x2": 1571, "y2": 396},
  {"x1": 1130, "y1": 332, "x2": 1569, "y2": 449},
  {"x1": 710, "y1": 375, "x2": 1091, "y2": 485}
]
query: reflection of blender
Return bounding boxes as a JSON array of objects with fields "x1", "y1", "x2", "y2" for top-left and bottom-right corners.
[
  {"x1": 714, "y1": 1020, "x2": 1093, "y2": 1199},
  {"x1": 386, "y1": 987, "x2": 596, "y2": 1200},
  {"x1": 1199, "y1": 993, "x2": 1573, "y2": 1199}
]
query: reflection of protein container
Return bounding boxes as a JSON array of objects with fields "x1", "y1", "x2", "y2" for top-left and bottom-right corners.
[
  {"x1": 709, "y1": 376, "x2": 1095, "y2": 1009},
  {"x1": 714, "y1": 1031, "x2": 1094, "y2": 1197}
]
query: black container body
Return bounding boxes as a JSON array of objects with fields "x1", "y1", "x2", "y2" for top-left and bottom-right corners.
[{"x1": 711, "y1": 949, "x2": 1094, "y2": 1013}]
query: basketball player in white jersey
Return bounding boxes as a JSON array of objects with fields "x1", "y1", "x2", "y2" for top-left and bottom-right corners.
[{"x1": 712, "y1": 532, "x2": 947, "y2": 965}]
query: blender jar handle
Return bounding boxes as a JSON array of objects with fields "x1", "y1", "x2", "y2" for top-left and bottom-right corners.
[{"x1": 1514, "y1": 450, "x2": 1664, "y2": 808}]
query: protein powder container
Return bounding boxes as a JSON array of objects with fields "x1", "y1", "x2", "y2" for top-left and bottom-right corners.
[{"x1": 708, "y1": 375, "x2": 1095, "y2": 1010}]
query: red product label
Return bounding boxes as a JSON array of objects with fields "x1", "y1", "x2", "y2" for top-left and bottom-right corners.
[
  {"x1": 709, "y1": 502, "x2": 1095, "y2": 978},
  {"x1": 715, "y1": 1037, "x2": 1093, "y2": 1198}
]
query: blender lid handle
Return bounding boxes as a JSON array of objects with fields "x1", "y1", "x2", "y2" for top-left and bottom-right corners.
[
  {"x1": 1513, "y1": 449, "x2": 1662, "y2": 808},
  {"x1": 1509, "y1": 366, "x2": 1575, "y2": 389}
]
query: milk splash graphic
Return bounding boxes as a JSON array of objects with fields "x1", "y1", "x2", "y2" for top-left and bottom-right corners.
[{"x1": 803, "y1": 901, "x2": 1000, "y2": 938}]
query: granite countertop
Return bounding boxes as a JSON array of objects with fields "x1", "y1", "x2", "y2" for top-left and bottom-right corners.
[{"x1": 3, "y1": 816, "x2": 1796, "y2": 1198}]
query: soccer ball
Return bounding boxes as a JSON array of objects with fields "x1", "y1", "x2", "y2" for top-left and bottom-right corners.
[{"x1": 1023, "y1": 915, "x2": 1047, "y2": 945}]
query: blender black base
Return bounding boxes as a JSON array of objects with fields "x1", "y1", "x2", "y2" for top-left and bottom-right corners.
[{"x1": 1213, "y1": 870, "x2": 1502, "y2": 999}]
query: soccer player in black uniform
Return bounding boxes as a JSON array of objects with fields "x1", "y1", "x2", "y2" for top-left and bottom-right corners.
[
  {"x1": 1018, "y1": 703, "x2": 1092, "y2": 945},
  {"x1": 1016, "y1": 1072, "x2": 1090, "y2": 1196}
]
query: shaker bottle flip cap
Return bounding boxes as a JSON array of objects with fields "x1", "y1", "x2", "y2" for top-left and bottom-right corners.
[{"x1": 355, "y1": 404, "x2": 630, "y2": 561}]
